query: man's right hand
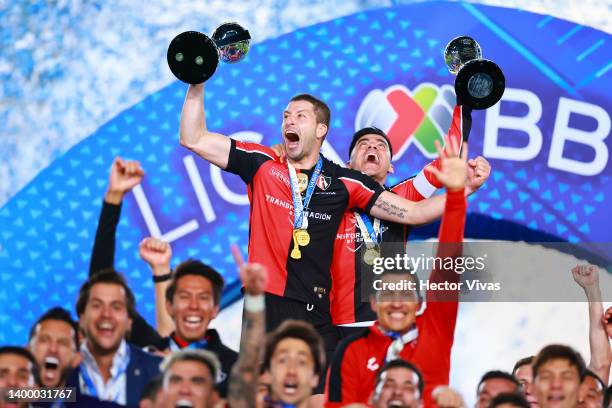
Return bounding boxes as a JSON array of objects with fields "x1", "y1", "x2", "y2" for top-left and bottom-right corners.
[
  {"x1": 139, "y1": 237, "x2": 172, "y2": 275},
  {"x1": 105, "y1": 156, "x2": 144, "y2": 204}
]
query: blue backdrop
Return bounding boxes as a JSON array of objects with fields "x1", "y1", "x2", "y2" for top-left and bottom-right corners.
[{"x1": 1, "y1": 1, "x2": 610, "y2": 342}]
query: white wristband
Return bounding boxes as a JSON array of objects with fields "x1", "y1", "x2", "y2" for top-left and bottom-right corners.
[{"x1": 244, "y1": 294, "x2": 265, "y2": 312}]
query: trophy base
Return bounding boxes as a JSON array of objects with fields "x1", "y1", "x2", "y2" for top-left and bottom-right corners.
[
  {"x1": 167, "y1": 31, "x2": 219, "y2": 85},
  {"x1": 455, "y1": 58, "x2": 505, "y2": 110}
]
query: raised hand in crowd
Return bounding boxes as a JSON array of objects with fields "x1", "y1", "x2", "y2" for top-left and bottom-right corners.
[
  {"x1": 571, "y1": 264, "x2": 611, "y2": 387},
  {"x1": 139, "y1": 237, "x2": 175, "y2": 338},
  {"x1": 228, "y1": 244, "x2": 268, "y2": 408},
  {"x1": 104, "y1": 156, "x2": 144, "y2": 204}
]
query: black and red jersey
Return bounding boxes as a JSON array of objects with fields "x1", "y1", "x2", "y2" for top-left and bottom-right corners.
[
  {"x1": 325, "y1": 188, "x2": 467, "y2": 408},
  {"x1": 226, "y1": 140, "x2": 384, "y2": 307},
  {"x1": 330, "y1": 105, "x2": 470, "y2": 325}
]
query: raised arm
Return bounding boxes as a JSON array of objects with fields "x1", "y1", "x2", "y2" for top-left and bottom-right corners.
[
  {"x1": 179, "y1": 83, "x2": 232, "y2": 169},
  {"x1": 228, "y1": 246, "x2": 267, "y2": 408},
  {"x1": 369, "y1": 138, "x2": 468, "y2": 225},
  {"x1": 572, "y1": 264, "x2": 612, "y2": 384},
  {"x1": 89, "y1": 157, "x2": 144, "y2": 275},
  {"x1": 139, "y1": 237, "x2": 175, "y2": 337}
]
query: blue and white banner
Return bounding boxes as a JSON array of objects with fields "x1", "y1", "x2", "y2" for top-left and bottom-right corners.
[{"x1": 1, "y1": 1, "x2": 610, "y2": 342}]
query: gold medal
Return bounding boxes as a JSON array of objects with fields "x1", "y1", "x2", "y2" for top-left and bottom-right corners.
[
  {"x1": 363, "y1": 247, "x2": 380, "y2": 266},
  {"x1": 295, "y1": 229, "x2": 310, "y2": 247},
  {"x1": 297, "y1": 173, "x2": 309, "y2": 193}
]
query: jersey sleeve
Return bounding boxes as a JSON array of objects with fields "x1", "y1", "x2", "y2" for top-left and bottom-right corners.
[
  {"x1": 226, "y1": 139, "x2": 277, "y2": 185},
  {"x1": 409, "y1": 105, "x2": 472, "y2": 199},
  {"x1": 338, "y1": 167, "x2": 384, "y2": 213},
  {"x1": 390, "y1": 177, "x2": 425, "y2": 201}
]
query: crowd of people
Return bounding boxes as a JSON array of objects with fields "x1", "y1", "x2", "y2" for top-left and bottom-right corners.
[{"x1": 0, "y1": 83, "x2": 610, "y2": 408}]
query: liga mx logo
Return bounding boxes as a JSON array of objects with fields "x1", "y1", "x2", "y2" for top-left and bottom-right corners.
[{"x1": 356, "y1": 83, "x2": 456, "y2": 160}]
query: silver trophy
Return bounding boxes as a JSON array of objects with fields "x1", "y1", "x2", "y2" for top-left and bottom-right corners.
[{"x1": 444, "y1": 36, "x2": 505, "y2": 110}]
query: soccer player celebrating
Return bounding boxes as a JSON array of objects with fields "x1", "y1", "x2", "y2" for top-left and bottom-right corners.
[
  {"x1": 325, "y1": 137, "x2": 469, "y2": 408},
  {"x1": 179, "y1": 85, "x2": 456, "y2": 361},
  {"x1": 330, "y1": 117, "x2": 489, "y2": 335},
  {"x1": 27, "y1": 307, "x2": 79, "y2": 388}
]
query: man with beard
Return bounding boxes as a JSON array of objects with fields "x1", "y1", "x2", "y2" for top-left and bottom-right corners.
[
  {"x1": 66, "y1": 269, "x2": 161, "y2": 406},
  {"x1": 0, "y1": 347, "x2": 38, "y2": 408},
  {"x1": 532, "y1": 345, "x2": 586, "y2": 408},
  {"x1": 27, "y1": 308, "x2": 78, "y2": 389},
  {"x1": 326, "y1": 138, "x2": 469, "y2": 408},
  {"x1": 88, "y1": 157, "x2": 238, "y2": 399},
  {"x1": 179, "y1": 85, "x2": 462, "y2": 365}
]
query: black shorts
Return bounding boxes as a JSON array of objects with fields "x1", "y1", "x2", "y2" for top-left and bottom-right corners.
[{"x1": 264, "y1": 293, "x2": 339, "y2": 394}]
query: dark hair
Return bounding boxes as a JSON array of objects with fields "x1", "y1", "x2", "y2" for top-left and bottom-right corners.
[
  {"x1": 289, "y1": 94, "x2": 331, "y2": 137},
  {"x1": 139, "y1": 376, "x2": 162, "y2": 403},
  {"x1": 75, "y1": 268, "x2": 137, "y2": 319},
  {"x1": 348, "y1": 127, "x2": 393, "y2": 160},
  {"x1": 165, "y1": 259, "x2": 225, "y2": 305},
  {"x1": 262, "y1": 320, "x2": 325, "y2": 378},
  {"x1": 0, "y1": 346, "x2": 40, "y2": 385},
  {"x1": 583, "y1": 369, "x2": 606, "y2": 391},
  {"x1": 477, "y1": 371, "x2": 520, "y2": 395},
  {"x1": 604, "y1": 384, "x2": 612, "y2": 408},
  {"x1": 512, "y1": 356, "x2": 534, "y2": 376},
  {"x1": 489, "y1": 393, "x2": 530, "y2": 408},
  {"x1": 28, "y1": 307, "x2": 79, "y2": 349},
  {"x1": 532, "y1": 344, "x2": 586, "y2": 381},
  {"x1": 375, "y1": 359, "x2": 424, "y2": 395}
]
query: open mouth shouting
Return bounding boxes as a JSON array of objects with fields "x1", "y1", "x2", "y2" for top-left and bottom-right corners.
[
  {"x1": 42, "y1": 356, "x2": 60, "y2": 383},
  {"x1": 282, "y1": 379, "x2": 299, "y2": 397},
  {"x1": 365, "y1": 151, "x2": 380, "y2": 164},
  {"x1": 283, "y1": 129, "x2": 301, "y2": 151}
]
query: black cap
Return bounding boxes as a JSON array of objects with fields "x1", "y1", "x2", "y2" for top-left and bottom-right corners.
[{"x1": 348, "y1": 127, "x2": 393, "y2": 160}]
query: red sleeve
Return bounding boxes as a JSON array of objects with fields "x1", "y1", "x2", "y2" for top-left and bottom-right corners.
[
  {"x1": 415, "y1": 189, "x2": 467, "y2": 408},
  {"x1": 410, "y1": 105, "x2": 470, "y2": 199},
  {"x1": 390, "y1": 177, "x2": 425, "y2": 201},
  {"x1": 226, "y1": 139, "x2": 277, "y2": 184},
  {"x1": 338, "y1": 168, "x2": 384, "y2": 213}
]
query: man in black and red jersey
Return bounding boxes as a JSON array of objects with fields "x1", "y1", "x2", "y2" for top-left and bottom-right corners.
[
  {"x1": 330, "y1": 105, "x2": 491, "y2": 336},
  {"x1": 179, "y1": 84, "x2": 455, "y2": 359},
  {"x1": 325, "y1": 137, "x2": 469, "y2": 408}
]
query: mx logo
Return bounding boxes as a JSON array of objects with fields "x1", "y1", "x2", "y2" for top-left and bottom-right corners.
[{"x1": 355, "y1": 83, "x2": 456, "y2": 160}]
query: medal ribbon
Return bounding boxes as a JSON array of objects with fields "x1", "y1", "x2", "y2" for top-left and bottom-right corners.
[
  {"x1": 287, "y1": 157, "x2": 323, "y2": 230},
  {"x1": 354, "y1": 211, "x2": 381, "y2": 249}
]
